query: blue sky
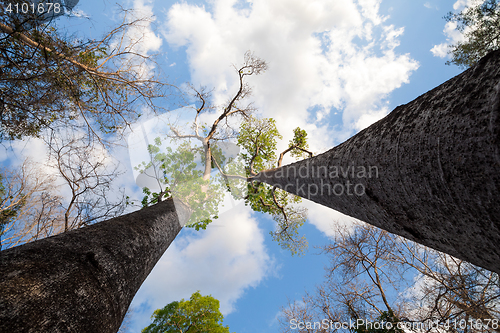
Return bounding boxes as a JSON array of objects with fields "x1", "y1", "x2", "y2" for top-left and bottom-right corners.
[{"x1": 0, "y1": 0, "x2": 477, "y2": 332}]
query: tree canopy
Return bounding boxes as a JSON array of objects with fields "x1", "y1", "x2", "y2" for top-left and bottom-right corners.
[
  {"x1": 142, "y1": 291, "x2": 232, "y2": 333},
  {"x1": 134, "y1": 52, "x2": 313, "y2": 255},
  {"x1": 0, "y1": 1, "x2": 168, "y2": 141},
  {"x1": 445, "y1": 0, "x2": 500, "y2": 67}
]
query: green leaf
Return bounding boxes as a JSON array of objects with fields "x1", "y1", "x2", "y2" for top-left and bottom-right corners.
[{"x1": 142, "y1": 291, "x2": 233, "y2": 333}]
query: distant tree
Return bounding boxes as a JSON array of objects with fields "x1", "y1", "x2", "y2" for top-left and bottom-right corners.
[
  {"x1": 142, "y1": 291, "x2": 232, "y2": 333},
  {"x1": 445, "y1": 0, "x2": 500, "y2": 67},
  {"x1": 236, "y1": 117, "x2": 311, "y2": 254},
  {"x1": 0, "y1": 172, "x2": 26, "y2": 249}
]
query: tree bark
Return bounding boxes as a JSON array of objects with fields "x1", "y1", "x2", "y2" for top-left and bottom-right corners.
[
  {"x1": 255, "y1": 50, "x2": 500, "y2": 274},
  {"x1": 0, "y1": 198, "x2": 189, "y2": 333}
]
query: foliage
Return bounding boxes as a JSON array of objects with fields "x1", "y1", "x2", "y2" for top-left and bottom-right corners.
[
  {"x1": 288, "y1": 127, "x2": 311, "y2": 160},
  {"x1": 445, "y1": 0, "x2": 500, "y2": 68},
  {"x1": 238, "y1": 117, "x2": 308, "y2": 255},
  {"x1": 136, "y1": 116, "x2": 311, "y2": 254},
  {"x1": 135, "y1": 137, "x2": 224, "y2": 230},
  {"x1": 135, "y1": 53, "x2": 313, "y2": 255},
  {"x1": 0, "y1": 3, "x2": 168, "y2": 141},
  {"x1": 237, "y1": 117, "x2": 281, "y2": 173},
  {"x1": 142, "y1": 291, "x2": 232, "y2": 333}
]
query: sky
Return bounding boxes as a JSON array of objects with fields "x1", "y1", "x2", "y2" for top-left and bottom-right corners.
[{"x1": 0, "y1": 0, "x2": 477, "y2": 332}]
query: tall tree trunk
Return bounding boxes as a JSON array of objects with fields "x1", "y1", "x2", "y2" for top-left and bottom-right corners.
[
  {"x1": 255, "y1": 50, "x2": 500, "y2": 274},
  {"x1": 0, "y1": 198, "x2": 189, "y2": 333}
]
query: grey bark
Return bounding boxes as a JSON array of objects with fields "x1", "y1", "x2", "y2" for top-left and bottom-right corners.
[
  {"x1": 255, "y1": 50, "x2": 500, "y2": 274},
  {"x1": 0, "y1": 198, "x2": 189, "y2": 333}
]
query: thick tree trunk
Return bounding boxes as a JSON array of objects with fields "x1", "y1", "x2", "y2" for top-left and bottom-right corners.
[
  {"x1": 255, "y1": 50, "x2": 500, "y2": 274},
  {"x1": 0, "y1": 198, "x2": 189, "y2": 333}
]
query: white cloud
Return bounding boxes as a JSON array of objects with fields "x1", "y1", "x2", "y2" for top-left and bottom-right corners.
[
  {"x1": 357, "y1": 0, "x2": 386, "y2": 25},
  {"x1": 302, "y1": 199, "x2": 361, "y2": 238},
  {"x1": 452, "y1": 0, "x2": 483, "y2": 11},
  {"x1": 69, "y1": 9, "x2": 90, "y2": 18},
  {"x1": 111, "y1": 0, "x2": 163, "y2": 79},
  {"x1": 430, "y1": 42, "x2": 450, "y2": 58},
  {"x1": 431, "y1": 21, "x2": 464, "y2": 58},
  {"x1": 130, "y1": 0, "x2": 163, "y2": 56},
  {"x1": 354, "y1": 107, "x2": 390, "y2": 130},
  {"x1": 128, "y1": 204, "x2": 274, "y2": 331},
  {"x1": 423, "y1": 2, "x2": 439, "y2": 10},
  {"x1": 163, "y1": 0, "x2": 418, "y2": 152}
]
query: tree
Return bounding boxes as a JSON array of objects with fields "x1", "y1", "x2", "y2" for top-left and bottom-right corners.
[
  {"x1": 142, "y1": 291, "x2": 232, "y2": 333},
  {"x1": 0, "y1": 172, "x2": 26, "y2": 247},
  {"x1": 0, "y1": 1, "x2": 169, "y2": 142},
  {"x1": 2, "y1": 29, "x2": 499, "y2": 333},
  {"x1": 0, "y1": 134, "x2": 128, "y2": 249},
  {"x1": 0, "y1": 198, "x2": 188, "y2": 333},
  {"x1": 279, "y1": 222, "x2": 499, "y2": 333},
  {"x1": 136, "y1": 52, "x2": 312, "y2": 254},
  {"x1": 0, "y1": 159, "x2": 63, "y2": 250},
  {"x1": 445, "y1": 0, "x2": 500, "y2": 68},
  {"x1": 0, "y1": 1, "x2": 161, "y2": 248},
  {"x1": 254, "y1": 50, "x2": 500, "y2": 274},
  {"x1": 45, "y1": 134, "x2": 127, "y2": 231}
]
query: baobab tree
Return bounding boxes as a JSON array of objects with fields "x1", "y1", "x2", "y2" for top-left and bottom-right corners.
[
  {"x1": 255, "y1": 50, "x2": 500, "y2": 274},
  {"x1": 0, "y1": 198, "x2": 190, "y2": 333}
]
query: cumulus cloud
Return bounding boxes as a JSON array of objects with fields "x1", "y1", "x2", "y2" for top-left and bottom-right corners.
[
  {"x1": 110, "y1": 0, "x2": 163, "y2": 79},
  {"x1": 301, "y1": 199, "x2": 361, "y2": 238},
  {"x1": 163, "y1": 0, "x2": 418, "y2": 153},
  {"x1": 430, "y1": 21, "x2": 464, "y2": 58},
  {"x1": 128, "y1": 204, "x2": 275, "y2": 331},
  {"x1": 127, "y1": 0, "x2": 163, "y2": 55}
]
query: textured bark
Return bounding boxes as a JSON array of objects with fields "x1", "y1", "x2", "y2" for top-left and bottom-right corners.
[
  {"x1": 255, "y1": 51, "x2": 500, "y2": 274},
  {"x1": 0, "y1": 198, "x2": 188, "y2": 333}
]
